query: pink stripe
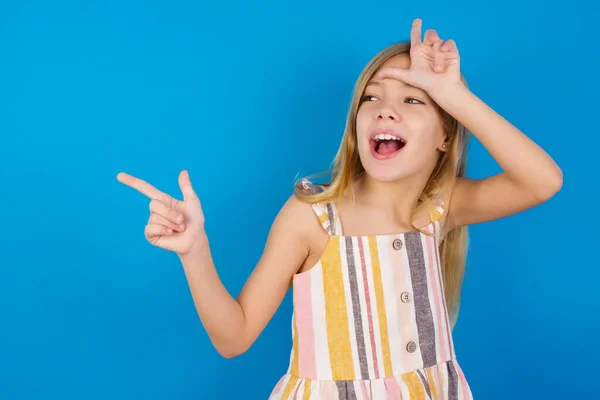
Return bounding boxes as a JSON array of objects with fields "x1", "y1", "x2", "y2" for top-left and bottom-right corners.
[
  {"x1": 358, "y1": 237, "x2": 380, "y2": 379},
  {"x1": 360, "y1": 381, "x2": 369, "y2": 399},
  {"x1": 455, "y1": 362, "x2": 472, "y2": 399},
  {"x1": 268, "y1": 375, "x2": 286, "y2": 399},
  {"x1": 384, "y1": 376, "x2": 403, "y2": 399},
  {"x1": 425, "y1": 222, "x2": 449, "y2": 361},
  {"x1": 432, "y1": 222, "x2": 455, "y2": 359},
  {"x1": 425, "y1": 223, "x2": 448, "y2": 360},
  {"x1": 293, "y1": 274, "x2": 316, "y2": 379}
]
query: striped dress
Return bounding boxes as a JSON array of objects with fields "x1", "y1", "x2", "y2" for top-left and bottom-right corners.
[{"x1": 268, "y1": 184, "x2": 473, "y2": 400}]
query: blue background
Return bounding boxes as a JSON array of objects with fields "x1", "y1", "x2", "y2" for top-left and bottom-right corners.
[{"x1": 1, "y1": 1, "x2": 596, "y2": 399}]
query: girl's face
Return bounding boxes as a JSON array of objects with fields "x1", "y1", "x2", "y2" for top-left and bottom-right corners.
[{"x1": 356, "y1": 54, "x2": 447, "y2": 182}]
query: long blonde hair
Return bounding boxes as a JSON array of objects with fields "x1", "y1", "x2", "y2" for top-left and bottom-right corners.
[{"x1": 293, "y1": 41, "x2": 471, "y2": 330}]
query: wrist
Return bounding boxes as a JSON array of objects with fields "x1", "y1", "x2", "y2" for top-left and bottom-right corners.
[
  {"x1": 429, "y1": 82, "x2": 470, "y2": 106},
  {"x1": 178, "y1": 234, "x2": 210, "y2": 262}
]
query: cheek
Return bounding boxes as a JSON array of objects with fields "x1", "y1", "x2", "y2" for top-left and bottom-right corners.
[
  {"x1": 408, "y1": 111, "x2": 443, "y2": 142},
  {"x1": 355, "y1": 106, "x2": 373, "y2": 139},
  {"x1": 355, "y1": 116, "x2": 366, "y2": 141}
]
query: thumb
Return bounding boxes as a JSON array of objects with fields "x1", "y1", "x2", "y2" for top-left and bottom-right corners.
[
  {"x1": 178, "y1": 170, "x2": 197, "y2": 200},
  {"x1": 373, "y1": 67, "x2": 411, "y2": 85}
]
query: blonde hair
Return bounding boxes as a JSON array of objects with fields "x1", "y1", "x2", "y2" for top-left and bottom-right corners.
[{"x1": 293, "y1": 41, "x2": 471, "y2": 330}]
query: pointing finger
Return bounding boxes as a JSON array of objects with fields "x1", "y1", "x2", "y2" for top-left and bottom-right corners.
[{"x1": 117, "y1": 172, "x2": 175, "y2": 204}]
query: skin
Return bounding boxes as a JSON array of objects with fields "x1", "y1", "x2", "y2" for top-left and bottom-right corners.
[
  {"x1": 344, "y1": 52, "x2": 449, "y2": 236},
  {"x1": 117, "y1": 18, "x2": 563, "y2": 358}
]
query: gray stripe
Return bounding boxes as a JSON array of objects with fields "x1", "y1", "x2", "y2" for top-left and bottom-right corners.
[
  {"x1": 405, "y1": 231, "x2": 437, "y2": 367},
  {"x1": 447, "y1": 361, "x2": 459, "y2": 400},
  {"x1": 326, "y1": 202, "x2": 336, "y2": 235},
  {"x1": 347, "y1": 381, "x2": 357, "y2": 400},
  {"x1": 315, "y1": 184, "x2": 326, "y2": 193},
  {"x1": 335, "y1": 381, "x2": 357, "y2": 400},
  {"x1": 345, "y1": 237, "x2": 369, "y2": 380},
  {"x1": 335, "y1": 381, "x2": 347, "y2": 399},
  {"x1": 416, "y1": 369, "x2": 433, "y2": 399}
]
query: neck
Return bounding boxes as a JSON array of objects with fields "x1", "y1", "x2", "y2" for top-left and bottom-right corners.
[{"x1": 349, "y1": 174, "x2": 429, "y2": 226}]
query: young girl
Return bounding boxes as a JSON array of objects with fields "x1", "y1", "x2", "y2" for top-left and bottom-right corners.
[{"x1": 117, "y1": 18, "x2": 562, "y2": 399}]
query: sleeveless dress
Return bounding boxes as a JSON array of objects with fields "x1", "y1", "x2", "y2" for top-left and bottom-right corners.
[{"x1": 268, "y1": 182, "x2": 473, "y2": 400}]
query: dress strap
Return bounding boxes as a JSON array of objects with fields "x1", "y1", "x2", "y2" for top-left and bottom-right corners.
[
  {"x1": 299, "y1": 178, "x2": 342, "y2": 236},
  {"x1": 428, "y1": 199, "x2": 445, "y2": 223},
  {"x1": 312, "y1": 201, "x2": 342, "y2": 236},
  {"x1": 427, "y1": 199, "x2": 447, "y2": 240}
]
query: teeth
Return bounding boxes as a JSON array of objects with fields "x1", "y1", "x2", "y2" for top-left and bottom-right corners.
[{"x1": 373, "y1": 133, "x2": 405, "y2": 142}]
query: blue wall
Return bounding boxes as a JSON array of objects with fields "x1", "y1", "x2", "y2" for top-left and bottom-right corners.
[{"x1": 0, "y1": 1, "x2": 595, "y2": 399}]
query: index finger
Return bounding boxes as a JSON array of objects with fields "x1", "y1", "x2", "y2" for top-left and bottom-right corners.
[
  {"x1": 410, "y1": 18, "x2": 423, "y2": 46},
  {"x1": 117, "y1": 172, "x2": 174, "y2": 204}
]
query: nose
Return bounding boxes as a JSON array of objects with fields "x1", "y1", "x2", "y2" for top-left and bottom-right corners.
[{"x1": 376, "y1": 102, "x2": 401, "y2": 122}]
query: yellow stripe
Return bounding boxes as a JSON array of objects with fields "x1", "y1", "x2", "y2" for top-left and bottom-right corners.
[
  {"x1": 280, "y1": 375, "x2": 299, "y2": 400},
  {"x1": 321, "y1": 238, "x2": 354, "y2": 380},
  {"x1": 402, "y1": 371, "x2": 427, "y2": 398},
  {"x1": 318, "y1": 213, "x2": 329, "y2": 225},
  {"x1": 281, "y1": 375, "x2": 299, "y2": 400},
  {"x1": 302, "y1": 379, "x2": 312, "y2": 400},
  {"x1": 426, "y1": 367, "x2": 439, "y2": 400},
  {"x1": 368, "y1": 236, "x2": 393, "y2": 377},
  {"x1": 290, "y1": 313, "x2": 299, "y2": 376},
  {"x1": 429, "y1": 208, "x2": 442, "y2": 222}
]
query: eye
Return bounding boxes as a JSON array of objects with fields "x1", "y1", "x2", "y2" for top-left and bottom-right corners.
[
  {"x1": 405, "y1": 97, "x2": 425, "y2": 105},
  {"x1": 360, "y1": 94, "x2": 378, "y2": 103}
]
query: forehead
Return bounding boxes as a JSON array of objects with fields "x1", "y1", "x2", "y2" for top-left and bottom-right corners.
[
  {"x1": 365, "y1": 53, "x2": 420, "y2": 91},
  {"x1": 380, "y1": 53, "x2": 411, "y2": 69},
  {"x1": 366, "y1": 53, "x2": 412, "y2": 87}
]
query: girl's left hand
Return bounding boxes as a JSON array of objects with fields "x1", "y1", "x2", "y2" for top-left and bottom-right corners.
[{"x1": 373, "y1": 18, "x2": 464, "y2": 99}]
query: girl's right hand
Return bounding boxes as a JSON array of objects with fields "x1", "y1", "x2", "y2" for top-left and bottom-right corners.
[{"x1": 117, "y1": 170, "x2": 206, "y2": 256}]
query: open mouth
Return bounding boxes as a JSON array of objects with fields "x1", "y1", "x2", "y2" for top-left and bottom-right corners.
[{"x1": 370, "y1": 133, "x2": 407, "y2": 160}]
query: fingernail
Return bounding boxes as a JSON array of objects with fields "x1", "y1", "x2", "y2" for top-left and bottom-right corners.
[
  {"x1": 167, "y1": 228, "x2": 173, "y2": 234},
  {"x1": 177, "y1": 215, "x2": 183, "y2": 223},
  {"x1": 179, "y1": 224, "x2": 185, "y2": 231}
]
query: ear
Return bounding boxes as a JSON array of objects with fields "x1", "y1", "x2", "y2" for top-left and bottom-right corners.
[{"x1": 438, "y1": 137, "x2": 450, "y2": 152}]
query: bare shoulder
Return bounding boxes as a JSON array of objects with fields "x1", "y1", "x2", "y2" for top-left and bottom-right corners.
[
  {"x1": 256, "y1": 192, "x2": 328, "y2": 278},
  {"x1": 274, "y1": 193, "x2": 323, "y2": 243},
  {"x1": 232, "y1": 192, "x2": 325, "y2": 354}
]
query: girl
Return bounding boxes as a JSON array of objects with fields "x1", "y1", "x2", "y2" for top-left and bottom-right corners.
[{"x1": 117, "y1": 18, "x2": 562, "y2": 399}]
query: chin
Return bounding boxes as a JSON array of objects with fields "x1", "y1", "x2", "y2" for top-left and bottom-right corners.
[
  {"x1": 362, "y1": 165, "x2": 412, "y2": 183},
  {"x1": 359, "y1": 158, "x2": 413, "y2": 183}
]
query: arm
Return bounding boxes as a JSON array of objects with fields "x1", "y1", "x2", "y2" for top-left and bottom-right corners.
[
  {"x1": 371, "y1": 20, "x2": 562, "y2": 232},
  {"x1": 432, "y1": 85, "x2": 563, "y2": 232},
  {"x1": 179, "y1": 194, "x2": 313, "y2": 358}
]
